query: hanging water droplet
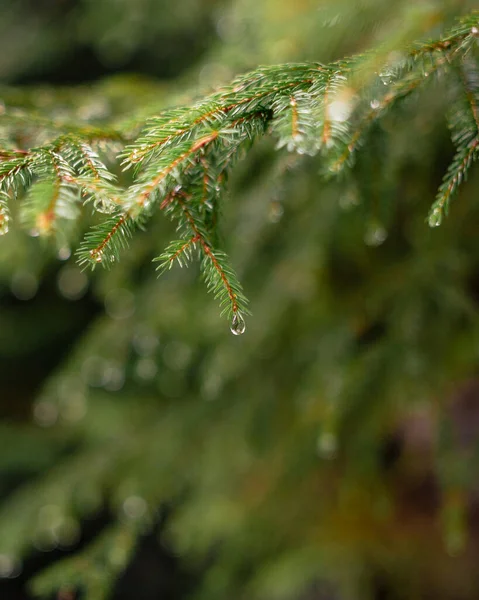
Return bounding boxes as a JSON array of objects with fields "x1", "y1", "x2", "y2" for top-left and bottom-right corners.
[
  {"x1": 93, "y1": 197, "x2": 116, "y2": 215},
  {"x1": 90, "y1": 249, "x2": 103, "y2": 263},
  {"x1": 428, "y1": 208, "x2": 442, "y2": 228},
  {"x1": 230, "y1": 312, "x2": 246, "y2": 336}
]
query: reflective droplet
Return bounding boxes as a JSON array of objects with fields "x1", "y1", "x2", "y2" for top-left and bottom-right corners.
[
  {"x1": 472, "y1": 26, "x2": 479, "y2": 37},
  {"x1": 122, "y1": 495, "x2": 148, "y2": 520},
  {"x1": 364, "y1": 222, "x2": 388, "y2": 247},
  {"x1": 428, "y1": 208, "x2": 442, "y2": 228},
  {"x1": 57, "y1": 246, "x2": 71, "y2": 261},
  {"x1": 33, "y1": 401, "x2": 58, "y2": 427},
  {"x1": 90, "y1": 249, "x2": 102, "y2": 263},
  {"x1": 93, "y1": 197, "x2": 117, "y2": 215},
  {"x1": 230, "y1": 312, "x2": 246, "y2": 335},
  {"x1": 135, "y1": 357, "x2": 158, "y2": 381}
]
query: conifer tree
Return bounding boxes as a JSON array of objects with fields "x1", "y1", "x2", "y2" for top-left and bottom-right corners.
[{"x1": 0, "y1": 2, "x2": 479, "y2": 599}]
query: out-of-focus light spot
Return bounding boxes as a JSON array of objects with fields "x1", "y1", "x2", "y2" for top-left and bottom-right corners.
[
  {"x1": 11, "y1": 271, "x2": 38, "y2": 300},
  {"x1": 33, "y1": 505, "x2": 66, "y2": 552},
  {"x1": 135, "y1": 357, "x2": 157, "y2": 381},
  {"x1": 38, "y1": 504, "x2": 62, "y2": 526},
  {"x1": 268, "y1": 201, "x2": 284, "y2": 223},
  {"x1": 57, "y1": 246, "x2": 71, "y2": 261},
  {"x1": 201, "y1": 372, "x2": 223, "y2": 401},
  {"x1": 59, "y1": 391, "x2": 87, "y2": 423},
  {"x1": 32, "y1": 528, "x2": 57, "y2": 552},
  {"x1": 132, "y1": 329, "x2": 159, "y2": 356},
  {"x1": 327, "y1": 90, "x2": 354, "y2": 122},
  {"x1": 370, "y1": 99, "x2": 380, "y2": 110},
  {"x1": 57, "y1": 266, "x2": 88, "y2": 300},
  {"x1": 77, "y1": 99, "x2": 110, "y2": 121},
  {"x1": 364, "y1": 223, "x2": 388, "y2": 247},
  {"x1": 198, "y1": 63, "x2": 232, "y2": 88},
  {"x1": 55, "y1": 517, "x2": 80, "y2": 548},
  {"x1": 105, "y1": 288, "x2": 135, "y2": 320},
  {"x1": 216, "y1": 15, "x2": 235, "y2": 40},
  {"x1": 82, "y1": 357, "x2": 124, "y2": 390},
  {"x1": 122, "y1": 495, "x2": 147, "y2": 520},
  {"x1": 33, "y1": 401, "x2": 58, "y2": 427},
  {"x1": 339, "y1": 188, "x2": 359, "y2": 210},
  {"x1": 0, "y1": 554, "x2": 20, "y2": 578},
  {"x1": 104, "y1": 363, "x2": 125, "y2": 392},
  {"x1": 81, "y1": 356, "x2": 109, "y2": 387},
  {"x1": 317, "y1": 431, "x2": 338, "y2": 459},
  {"x1": 163, "y1": 341, "x2": 191, "y2": 371}
]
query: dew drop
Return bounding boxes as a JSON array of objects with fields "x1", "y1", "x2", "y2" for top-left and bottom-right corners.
[
  {"x1": 471, "y1": 26, "x2": 478, "y2": 37},
  {"x1": 93, "y1": 197, "x2": 116, "y2": 215},
  {"x1": 230, "y1": 312, "x2": 246, "y2": 336},
  {"x1": 428, "y1": 208, "x2": 442, "y2": 228},
  {"x1": 90, "y1": 249, "x2": 103, "y2": 263}
]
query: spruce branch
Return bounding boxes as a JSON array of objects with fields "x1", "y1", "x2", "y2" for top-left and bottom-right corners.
[
  {"x1": 0, "y1": 11, "x2": 477, "y2": 328},
  {"x1": 428, "y1": 57, "x2": 479, "y2": 224},
  {"x1": 0, "y1": 190, "x2": 10, "y2": 235}
]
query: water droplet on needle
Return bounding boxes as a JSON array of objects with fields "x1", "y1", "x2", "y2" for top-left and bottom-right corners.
[
  {"x1": 230, "y1": 312, "x2": 246, "y2": 335},
  {"x1": 428, "y1": 208, "x2": 442, "y2": 228}
]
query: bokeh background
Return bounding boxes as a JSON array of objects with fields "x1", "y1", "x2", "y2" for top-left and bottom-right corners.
[{"x1": 1, "y1": 1, "x2": 479, "y2": 599}]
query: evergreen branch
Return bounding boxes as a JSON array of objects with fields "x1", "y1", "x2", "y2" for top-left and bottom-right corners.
[
  {"x1": 176, "y1": 197, "x2": 249, "y2": 318},
  {"x1": 133, "y1": 131, "x2": 219, "y2": 209},
  {"x1": 0, "y1": 153, "x2": 34, "y2": 194},
  {"x1": 428, "y1": 57, "x2": 479, "y2": 224},
  {"x1": 0, "y1": 11, "x2": 477, "y2": 324},
  {"x1": 0, "y1": 190, "x2": 10, "y2": 235},
  {"x1": 433, "y1": 140, "x2": 479, "y2": 222},
  {"x1": 153, "y1": 235, "x2": 200, "y2": 275},
  {"x1": 30, "y1": 524, "x2": 137, "y2": 600},
  {"x1": 328, "y1": 52, "x2": 451, "y2": 172},
  {"x1": 460, "y1": 58, "x2": 479, "y2": 133},
  {"x1": 77, "y1": 211, "x2": 134, "y2": 267},
  {"x1": 121, "y1": 64, "x2": 323, "y2": 168}
]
